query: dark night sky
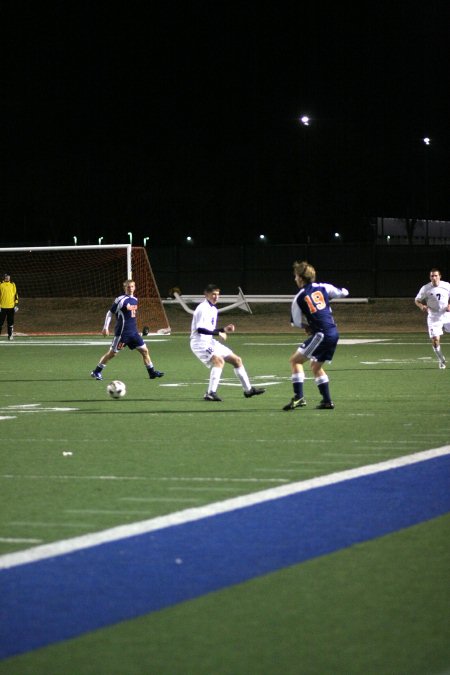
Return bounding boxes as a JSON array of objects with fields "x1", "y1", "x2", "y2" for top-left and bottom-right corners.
[{"x1": 3, "y1": 1, "x2": 450, "y2": 246}]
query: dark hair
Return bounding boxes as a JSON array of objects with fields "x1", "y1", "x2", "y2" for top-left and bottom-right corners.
[{"x1": 204, "y1": 284, "x2": 220, "y2": 293}]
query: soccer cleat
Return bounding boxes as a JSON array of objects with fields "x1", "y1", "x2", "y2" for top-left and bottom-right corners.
[
  {"x1": 204, "y1": 391, "x2": 223, "y2": 401},
  {"x1": 316, "y1": 400, "x2": 335, "y2": 409},
  {"x1": 438, "y1": 358, "x2": 446, "y2": 369},
  {"x1": 90, "y1": 370, "x2": 103, "y2": 381},
  {"x1": 8, "y1": 335, "x2": 13, "y2": 341},
  {"x1": 283, "y1": 396, "x2": 307, "y2": 411},
  {"x1": 149, "y1": 369, "x2": 164, "y2": 379},
  {"x1": 244, "y1": 387, "x2": 266, "y2": 398}
]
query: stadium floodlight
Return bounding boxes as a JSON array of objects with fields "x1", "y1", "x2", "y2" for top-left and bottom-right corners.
[
  {"x1": 259, "y1": 234, "x2": 266, "y2": 241},
  {"x1": 300, "y1": 115, "x2": 310, "y2": 126},
  {"x1": 143, "y1": 236, "x2": 149, "y2": 247},
  {"x1": 186, "y1": 236, "x2": 193, "y2": 243},
  {"x1": 423, "y1": 137, "x2": 431, "y2": 146}
]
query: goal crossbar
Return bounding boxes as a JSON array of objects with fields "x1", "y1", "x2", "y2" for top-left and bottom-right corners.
[{"x1": 0, "y1": 245, "x2": 132, "y2": 279}]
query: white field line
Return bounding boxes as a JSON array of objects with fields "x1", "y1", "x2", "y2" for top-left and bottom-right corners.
[
  {"x1": 121, "y1": 495, "x2": 215, "y2": 500},
  {"x1": 63, "y1": 508, "x2": 196, "y2": 515},
  {"x1": 0, "y1": 339, "x2": 169, "y2": 347},
  {"x1": 0, "y1": 339, "x2": 428, "y2": 349},
  {"x1": 165, "y1": 487, "x2": 244, "y2": 492},
  {"x1": 0, "y1": 538, "x2": 42, "y2": 544},
  {"x1": 0, "y1": 475, "x2": 289, "y2": 483},
  {"x1": 244, "y1": 339, "x2": 390, "y2": 346},
  {"x1": 9, "y1": 522, "x2": 94, "y2": 528},
  {"x1": 0, "y1": 446, "x2": 449, "y2": 570}
]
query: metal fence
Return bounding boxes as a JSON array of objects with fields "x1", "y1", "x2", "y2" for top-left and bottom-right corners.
[{"x1": 149, "y1": 244, "x2": 450, "y2": 298}]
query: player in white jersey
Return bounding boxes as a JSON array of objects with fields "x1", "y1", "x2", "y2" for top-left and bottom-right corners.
[
  {"x1": 415, "y1": 268, "x2": 450, "y2": 369},
  {"x1": 190, "y1": 284, "x2": 265, "y2": 401}
]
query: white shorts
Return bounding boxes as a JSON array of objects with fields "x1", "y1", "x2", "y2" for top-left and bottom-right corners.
[
  {"x1": 190, "y1": 339, "x2": 233, "y2": 367},
  {"x1": 427, "y1": 312, "x2": 450, "y2": 338}
]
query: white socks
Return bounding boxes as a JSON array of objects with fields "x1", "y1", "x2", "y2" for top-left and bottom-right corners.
[
  {"x1": 209, "y1": 366, "x2": 222, "y2": 393},
  {"x1": 234, "y1": 366, "x2": 251, "y2": 391},
  {"x1": 209, "y1": 366, "x2": 252, "y2": 393},
  {"x1": 433, "y1": 346, "x2": 445, "y2": 364}
]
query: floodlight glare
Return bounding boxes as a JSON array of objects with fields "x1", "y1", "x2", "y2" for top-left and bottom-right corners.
[
  {"x1": 423, "y1": 137, "x2": 431, "y2": 145},
  {"x1": 300, "y1": 116, "x2": 310, "y2": 126}
]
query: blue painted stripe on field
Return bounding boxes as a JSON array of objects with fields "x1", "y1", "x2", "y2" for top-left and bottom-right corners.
[{"x1": 1, "y1": 455, "x2": 449, "y2": 660}]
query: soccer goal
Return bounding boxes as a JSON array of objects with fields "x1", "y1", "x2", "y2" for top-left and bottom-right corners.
[{"x1": 0, "y1": 245, "x2": 170, "y2": 335}]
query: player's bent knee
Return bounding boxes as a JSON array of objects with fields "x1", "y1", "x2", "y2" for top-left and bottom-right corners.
[
  {"x1": 225, "y1": 354, "x2": 241, "y2": 368},
  {"x1": 211, "y1": 355, "x2": 225, "y2": 367}
]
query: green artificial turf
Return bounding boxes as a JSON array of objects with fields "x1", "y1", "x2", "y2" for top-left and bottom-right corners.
[{"x1": 0, "y1": 333, "x2": 449, "y2": 674}]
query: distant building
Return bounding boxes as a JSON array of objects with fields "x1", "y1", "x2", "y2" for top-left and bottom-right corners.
[{"x1": 375, "y1": 218, "x2": 450, "y2": 244}]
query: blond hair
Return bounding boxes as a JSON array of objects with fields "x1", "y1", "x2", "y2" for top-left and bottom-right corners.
[{"x1": 293, "y1": 261, "x2": 316, "y2": 283}]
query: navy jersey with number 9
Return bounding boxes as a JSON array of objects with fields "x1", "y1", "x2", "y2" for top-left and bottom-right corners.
[{"x1": 291, "y1": 282, "x2": 348, "y2": 334}]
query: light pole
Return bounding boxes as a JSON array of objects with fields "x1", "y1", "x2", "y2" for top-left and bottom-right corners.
[
  {"x1": 98, "y1": 236, "x2": 103, "y2": 245},
  {"x1": 143, "y1": 236, "x2": 149, "y2": 247},
  {"x1": 422, "y1": 137, "x2": 431, "y2": 244},
  {"x1": 127, "y1": 232, "x2": 133, "y2": 245},
  {"x1": 298, "y1": 114, "x2": 312, "y2": 243}
]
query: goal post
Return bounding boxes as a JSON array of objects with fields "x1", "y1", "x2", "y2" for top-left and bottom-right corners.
[{"x1": 0, "y1": 245, "x2": 170, "y2": 335}]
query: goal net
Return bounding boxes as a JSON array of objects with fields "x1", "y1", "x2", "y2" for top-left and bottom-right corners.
[{"x1": 0, "y1": 245, "x2": 170, "y2": 335}]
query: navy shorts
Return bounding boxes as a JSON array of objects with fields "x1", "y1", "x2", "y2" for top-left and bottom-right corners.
[
  {"x1": 111, "y1": 332, "x2": 145, "y2": 353},
  {"x1": 298, "y1": 331, "x2": 339, "y2": 363}
]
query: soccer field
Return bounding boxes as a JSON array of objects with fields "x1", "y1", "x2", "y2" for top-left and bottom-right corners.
[{"x1": 0, "y1": 333, "x2": 449, "y2": 674}]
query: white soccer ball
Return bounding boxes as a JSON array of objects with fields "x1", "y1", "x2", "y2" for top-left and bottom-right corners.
[{"x1": 107, "y1": 380, "x2": 127, "y2": 399}]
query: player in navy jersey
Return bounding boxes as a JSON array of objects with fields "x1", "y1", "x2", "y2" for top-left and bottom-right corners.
[
  {"x1": 283, "y1": 261, "x2": 349, "y2": 410},
  {"x1": 90, "y1": 279, "x2": 164, "y2": 381}
]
